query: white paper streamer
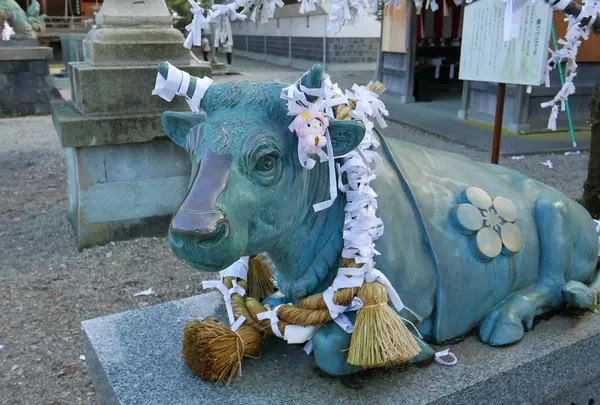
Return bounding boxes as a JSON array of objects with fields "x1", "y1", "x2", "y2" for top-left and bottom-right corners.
[
  {"x1": 202, "y1": 278, "x2": 246, "y2": 325},
  {"x1": 257, "y1": 304, "x2": 287, "y2": 339},
  {"x1": 184, "y1": 0, "x2": 209, "y2": 49},
  {"x1": 299, "y1": 0, "x2": 318, "y2": 13},
  {"x1": 323, "y1": 287, "x2": 363, "y2": 333},
  {"x1": 1, "y1": 21, "x2": 14, "y2": 41},
  {"x1": 328, "y1": 0, "x2": 367, "y2": 34},
  {"x1": 238, "y1": 0, "x2": 285, "y2": 23},
  {"x1": 231, "y1": 315, "x2": 246, "y2": 331},
  {"x1": 435, "y1": 349, "x2": 458, "y2": 366},
  {"x1": 284, "y1": 325, "x2": 318, "y2": 343},
  {"x1": 542, "y1": 0, "x2": 600, "y2": 132},
  {"x1": 220, "y1": 256, "x2": 250, "y2": 280},
  {"x1": 281, "y1": 73, "x2": 347, "y2": 212},
  {"x1": 151, "y1": 62, "x2": 213, "y2": 113},
  {"x1": 312, "y1": 132, "x2": 339, "y2": 212},
  {"x1": 209, "y1": 2, "x2": 247, "y2": 48},
  {"x1": 134, "y1": 288, "x2": 154, "y2": 297},
  {"x1": 502, "y1": 0, "x2": 528, "y2": 42}
]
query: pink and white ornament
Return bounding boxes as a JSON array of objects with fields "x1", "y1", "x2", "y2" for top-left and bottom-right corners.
[{"x1": 293, "y1": 111, "x2": 329, "y2": 157}]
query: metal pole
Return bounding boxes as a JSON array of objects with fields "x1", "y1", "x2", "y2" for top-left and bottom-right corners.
[
  {"x1": 373, "y1": 0, "x2": 385, "y2": 82},
  {"x1": 322, "y1": 15, "x2": 327, "y2": 71},
  {"x1": 491, "y1": 83, "x2": 506, "y2": 164},
  {"x1": 551, "y1": 23, "x2": 577, "y2": 147}
]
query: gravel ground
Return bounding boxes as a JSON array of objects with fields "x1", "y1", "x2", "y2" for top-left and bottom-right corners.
[{"x1": 0, "y1": 110, "x2": 590, "y2": 404}]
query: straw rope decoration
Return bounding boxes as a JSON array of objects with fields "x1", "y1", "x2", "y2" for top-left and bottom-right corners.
[{"x1": 170, "y1": 70, "x2": 423, "y2": 385}]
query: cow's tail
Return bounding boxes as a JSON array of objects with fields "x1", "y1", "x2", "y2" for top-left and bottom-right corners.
[{"x1": 562, "y1": 220, "x2": 600, "y2": 310}]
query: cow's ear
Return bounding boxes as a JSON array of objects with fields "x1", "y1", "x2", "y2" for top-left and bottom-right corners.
[
  {"x1": 161, "y1": 111, "x2": 205, "y2": 148},
  {"x1": 329, "y1": 120, "x2": 366, "y2": 156}
]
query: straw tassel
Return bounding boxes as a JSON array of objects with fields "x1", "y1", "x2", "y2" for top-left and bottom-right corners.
[
  {"x1": 247, "y1": 255, "x2": 277, "y2": 301},
  {"x1": 347, "y1": 282, "x2": 421, "y2": 368},
  {"x1": 182, "y1": 318, "x2": 262, "y2": 386}
]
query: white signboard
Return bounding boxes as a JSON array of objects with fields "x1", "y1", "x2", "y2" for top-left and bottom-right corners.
[{"x1": 459, "y1": 0, "x2": 553, "y2": 86}]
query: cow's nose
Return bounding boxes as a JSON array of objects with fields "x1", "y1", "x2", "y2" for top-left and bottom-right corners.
[{"x1": 170, "y1": 209, "x2": 229, "y2": 241}]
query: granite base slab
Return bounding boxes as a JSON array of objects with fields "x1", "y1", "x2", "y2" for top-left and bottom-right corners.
[{"x1": 83, "y1": 292, "x2": 600, "y2": 405}]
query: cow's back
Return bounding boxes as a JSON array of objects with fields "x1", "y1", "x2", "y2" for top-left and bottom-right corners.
[{"x1": 374, "y1": 135, "x2": 540, "y2": 342}]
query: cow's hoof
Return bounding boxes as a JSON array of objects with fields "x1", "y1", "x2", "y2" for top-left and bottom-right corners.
[
  {"x1": 479, "y1": 311, "x2": 526, "y2": 346},
  {"x1": 409, "y1": 336, "x2": 435, "y2": 363}
]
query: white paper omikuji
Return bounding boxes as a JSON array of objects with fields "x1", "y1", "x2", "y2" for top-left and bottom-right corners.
[
  {"x1": 79, "y1": 355, "x2": 86, "y2": 361},
  {"x1": 565, "y1": 150, "x2": 581, "y2": 156},
  {"x1": 541, "y1": 160, "x2": 554, "y2": 169},
  {"x1": 134, "y1": 288, "x2": 154, "y2": 297},
  {"x1": 0, "y1": 344, "x2": 4, "y2": 351},
  {"x1": 1, "y1": 22, "x2": 14, "y2": 41},
  {"x1": 284, "y1": 325, "x2": 318, "y2": 344},
  {"x1": 511, "y1": 155, "x2": 525, "y2": 160}
]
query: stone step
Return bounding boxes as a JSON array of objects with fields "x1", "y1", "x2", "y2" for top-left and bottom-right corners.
[{"x1": 82, "y1": 293, "x2": 600, "y2": 405}]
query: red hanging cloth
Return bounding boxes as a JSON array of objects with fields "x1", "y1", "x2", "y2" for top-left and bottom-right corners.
[{"x1": 447, "y1": 0, "x2": 462, "y2": 39}]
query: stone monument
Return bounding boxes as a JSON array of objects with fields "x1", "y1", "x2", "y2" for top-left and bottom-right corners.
[
  {"x1": 0, "y1": 0, "x2": 60, "y2": 117},
  {"x1": 51, "y1": 0, "x2": 211, "y2": 250}
]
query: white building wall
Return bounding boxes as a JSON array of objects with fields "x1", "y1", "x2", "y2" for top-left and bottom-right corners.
[
  {"x1": 229, "y1": 5, "x2": 381, "y2": 71},
  {"x1": 231, "y1": 6, "x2": 380, "y2": 38}
]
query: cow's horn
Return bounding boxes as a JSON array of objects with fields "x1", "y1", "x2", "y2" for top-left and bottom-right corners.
[{"x1": 300, "y1": 64, "x2": 323, "y2": 91}]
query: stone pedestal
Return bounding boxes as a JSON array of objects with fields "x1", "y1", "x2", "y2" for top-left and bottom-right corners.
[
  {"x1": 0, "y1": 44, "x2": 62, "y2": 117},
  {"x1": 51, "y1": 0, "x2": 211, "y2": 250},
  {"x1": 82, "y1": 293, "x2": 600, "y2": 405},
  {"x1": 60, "y1": 33, "x2": 86, "y2": 73}
]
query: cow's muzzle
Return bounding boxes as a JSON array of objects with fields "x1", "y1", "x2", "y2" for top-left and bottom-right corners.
[
  {"x1": 169, "y1": 152, "x2": 232, "y2": 243},
  {"x1": 170, "y1": 209, "x2": 229, "y2": 241}
]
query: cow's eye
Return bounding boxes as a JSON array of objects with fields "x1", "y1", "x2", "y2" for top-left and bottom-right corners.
[{"x1": 256, "y1": 154, "x2": 277, "y2": 172}]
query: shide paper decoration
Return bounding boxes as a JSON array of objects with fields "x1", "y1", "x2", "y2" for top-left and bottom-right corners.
[
  {"x1": 184, "y1": 0, "x2": 598, "y2": 131},
  {"x1": 1, "y1": 21, "x2": 14, "y2": 41},
  {"x1": 183, "y1": 0, "x2": 209, "y2": 49},
  {"x1": 151, "y1": 62, "x2": 213, "y2": 114},
  {"x1": 541, "y1": 0, "x2": 600, "y2": 132}
]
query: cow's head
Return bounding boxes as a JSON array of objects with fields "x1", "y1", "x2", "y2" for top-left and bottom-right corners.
[{"x1": 162, "y1": 64, "x2": 366, "y2": 273}]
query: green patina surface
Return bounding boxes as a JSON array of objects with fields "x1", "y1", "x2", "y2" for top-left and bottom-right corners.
[{"x1": 0, "y1": 0, "x2": 47, "y2": 40}]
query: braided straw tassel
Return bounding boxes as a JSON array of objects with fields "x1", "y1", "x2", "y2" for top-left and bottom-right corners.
[
  {"x1": 347, "y1": 282, "x2": 421, "y2": 367},
  {"x1": 342, "y1": 82, "x2": 422, "y2": 368},
  {"x1": 247, "y1": 255, "x2": 277, "y2": 301}
]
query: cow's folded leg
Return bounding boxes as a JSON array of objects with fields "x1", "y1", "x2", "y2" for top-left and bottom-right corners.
[
  {"x1": 479, "y1": 282, "x2": 564, "y2": 346},
  {"x1": 312, "y1": 314, "x2": 362, "y2": 376},
  {"x1": 480, "y1": 197, "x2": 574, "y2": 346}
]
